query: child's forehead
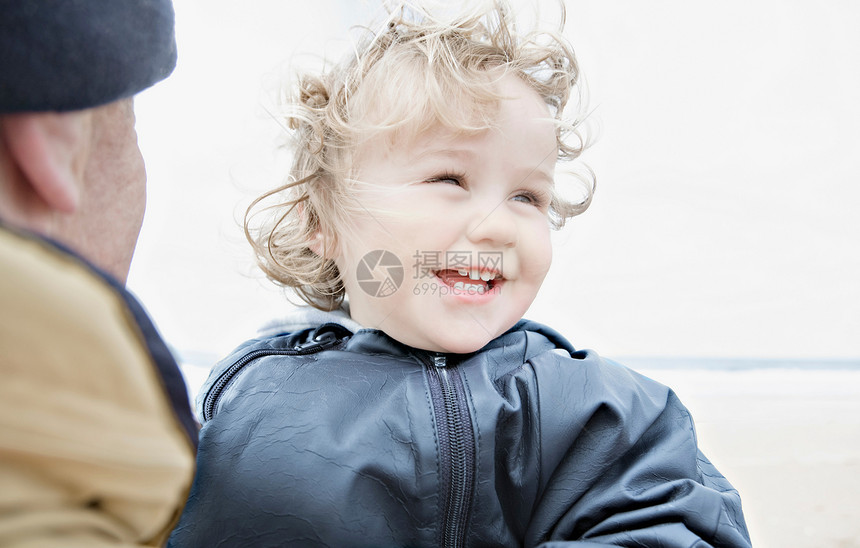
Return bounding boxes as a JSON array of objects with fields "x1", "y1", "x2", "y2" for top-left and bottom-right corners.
[
  {"x1": 358, "y1": 77, "x2": 551, "y2": 149},
  {"x1": 352, "y1": 110, "x2": 557, "y2": 184},
  {"x1": 395, "y1": 121, "x2": 484, "y2": 149},
  {"x1": 354, "y1": 72, "x2": 546, "y2": 134},
  {"x1": 352, "y1": 120, "x2": 485, "y2": 167}
]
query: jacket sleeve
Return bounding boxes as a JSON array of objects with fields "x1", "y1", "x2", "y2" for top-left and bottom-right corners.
[
  {"x1": 0, "y1": 228, "x2": 196, "y2": 547},
  {"x1": 525, "y1": 354, "x2": 751, "y2": 547}
]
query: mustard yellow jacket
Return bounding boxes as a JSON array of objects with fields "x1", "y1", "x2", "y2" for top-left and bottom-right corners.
[{"x1": 0, "y1": 224, "x2": 197, "y2": 547}]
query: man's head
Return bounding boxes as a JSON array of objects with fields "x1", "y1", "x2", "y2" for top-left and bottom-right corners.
[{"x1": 0, "y1": 0, "x2": 176, "y2": 283}]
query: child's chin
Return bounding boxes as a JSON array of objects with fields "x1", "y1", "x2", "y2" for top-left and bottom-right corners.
[{"x1": 402, "y1": 333, "x2": 495, "y2": 356}]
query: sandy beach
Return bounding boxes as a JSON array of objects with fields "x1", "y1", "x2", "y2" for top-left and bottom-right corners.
[{"x1": 637, "y1": 368, "x2": 860, "y2": 548}]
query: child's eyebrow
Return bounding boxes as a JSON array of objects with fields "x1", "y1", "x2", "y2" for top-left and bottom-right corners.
[
  {"x1": 411, "y1": 146, "x2": 556, "y2": 182},
  {"x1": 411, "y1": 147, "x2": 476, "y2": 161},
  {"x1": 516, "y1": 164, "x2": 555, "y2": 185}
]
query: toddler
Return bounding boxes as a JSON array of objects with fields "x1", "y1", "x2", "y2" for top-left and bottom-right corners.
[{"x1": 170, "y1": 2, "x2": 751, "y2": 546}]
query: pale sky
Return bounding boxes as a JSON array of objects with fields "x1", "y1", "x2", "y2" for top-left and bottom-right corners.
[{"x1": 131, "y1": 0, "x2": 859, "y2": 364}]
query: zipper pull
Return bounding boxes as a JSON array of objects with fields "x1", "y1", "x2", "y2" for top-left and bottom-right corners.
[{"x1": 433, "y1": 354, "x2": 447, "y2": 368}]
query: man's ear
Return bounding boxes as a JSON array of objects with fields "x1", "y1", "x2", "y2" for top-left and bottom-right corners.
[{"x1": 1, "y1": 111, "x2": 92, "y2": 213}]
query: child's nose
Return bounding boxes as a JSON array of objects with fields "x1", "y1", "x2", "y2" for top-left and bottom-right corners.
[{"x1": 465, "y1": 202, "x2": 517, "y2": 247}]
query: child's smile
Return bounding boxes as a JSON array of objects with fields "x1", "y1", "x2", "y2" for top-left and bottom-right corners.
[
  {"x1": 434, "y1": 268, "x2": 503, "y2": 296},
  {"x1": 331, "y1": 74, "x2": 557, "y2": 353}
]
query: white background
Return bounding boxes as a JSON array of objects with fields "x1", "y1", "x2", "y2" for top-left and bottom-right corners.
[{"x1": 131, "y1": 0, "x2": 860, "y2": 364}]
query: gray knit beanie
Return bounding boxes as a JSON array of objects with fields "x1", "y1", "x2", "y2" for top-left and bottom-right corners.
[{"x1": 0, "y1": 0, "x2": 176, "y2": 113}]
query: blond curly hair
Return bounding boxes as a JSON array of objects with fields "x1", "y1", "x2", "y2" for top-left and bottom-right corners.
[{"x1": 245, "y1": 1, "x2": 594, "y2": 311}]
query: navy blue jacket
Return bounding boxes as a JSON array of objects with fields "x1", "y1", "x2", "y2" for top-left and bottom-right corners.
[{"x1": 170, "y1": 317, "x2": 750, "y2": 547}]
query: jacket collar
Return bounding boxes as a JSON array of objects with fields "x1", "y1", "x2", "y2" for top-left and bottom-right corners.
[
  {"x1": 257, "y1": 305, "x2": 363, "y2": 338},
  {"x1": 256, "y1": 306, "x2": 578, "y2": 361}
]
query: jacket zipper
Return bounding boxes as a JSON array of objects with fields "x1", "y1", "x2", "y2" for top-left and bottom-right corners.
[
  {"x1": 424, "y1": 353, "x2": 476, "y2": 548},
  {"x1": 202, "y1": 339, "x2": 342, "y2": 421}
]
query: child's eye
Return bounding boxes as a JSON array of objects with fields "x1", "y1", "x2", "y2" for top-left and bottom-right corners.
[
  {"x1": 512, "y1": 190, "x2": 549, "y2": 209},
  {"x1": 425, "y1": 174, "x2": 464, "y2": 186}
]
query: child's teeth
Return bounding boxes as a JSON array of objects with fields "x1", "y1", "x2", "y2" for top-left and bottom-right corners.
[
  {"x1": 468, "y1": 271, "x2": 480, "y2": 280},
  {"x1": 480, "y1": 271, "x2": 493, "y2": 282},
  {"x1": 458, "y1": 269, "x2": 468, "y2": 276},
  {"x1": 451, "y1": 281, "x2": 487, "y2": 294}
]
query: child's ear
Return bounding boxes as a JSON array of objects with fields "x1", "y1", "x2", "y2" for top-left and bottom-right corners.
[
  {"x1": 1, "y1": 111, "x2": 92, "y2": 213},
  {"x1": 299, "y1": 201, "x2": 339, "y2": 260},
  {"x1": 308, "y1": 230, "x2": 326, "y2": 256},
  {"x1": 308, "y1": 229, "x2": 340, "y2": 260}
]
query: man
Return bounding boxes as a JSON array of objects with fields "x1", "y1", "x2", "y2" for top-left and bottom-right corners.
[{"x1": 0, "y1": 1, "x2": 197, "y2": 546}]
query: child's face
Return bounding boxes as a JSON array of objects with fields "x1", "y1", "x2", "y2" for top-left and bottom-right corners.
[{"x1": 333, "y1": 75, "x2": 556, "y2": 353}]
